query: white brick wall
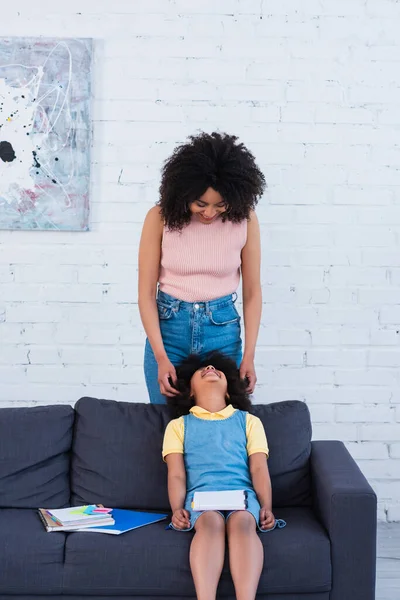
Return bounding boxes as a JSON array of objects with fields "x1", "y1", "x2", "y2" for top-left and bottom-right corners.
[{"x1": 0, "y1": 0, "x2": 400, "y2": 521}]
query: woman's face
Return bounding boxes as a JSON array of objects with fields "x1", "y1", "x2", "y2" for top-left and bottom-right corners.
[
  {"x1": 190, "y1": 364, "x2": 228, "y2": 398},
  {"x1": 189, "y1": 187, "x2": 227, "y2": 224}
]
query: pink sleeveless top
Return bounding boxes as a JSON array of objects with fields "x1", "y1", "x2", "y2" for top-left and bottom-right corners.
[{"x1": 158, "y1": 216, "x2": 247, "y2": 302}]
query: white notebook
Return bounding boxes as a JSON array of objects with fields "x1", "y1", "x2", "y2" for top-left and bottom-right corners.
[{"x1": 192, "y1": 490, "x2": 247, "y2": 511}]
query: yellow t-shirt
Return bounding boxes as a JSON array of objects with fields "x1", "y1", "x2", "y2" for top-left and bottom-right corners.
[{"x1": 162, "y1": 404, "x2": 269, "y2": 461}]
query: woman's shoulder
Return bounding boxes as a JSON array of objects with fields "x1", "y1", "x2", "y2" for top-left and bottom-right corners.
[{"x1": 145, "y1": 205, "x2": 163, "y2": 224}]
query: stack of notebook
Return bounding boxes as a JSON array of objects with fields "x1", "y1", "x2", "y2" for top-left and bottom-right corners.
[
  {"x1": 38, "y1": 505, "x2": 168, "y2": 535},
  {"x1": 38, "y1": 505, "x2": 114, "y2": 532}
]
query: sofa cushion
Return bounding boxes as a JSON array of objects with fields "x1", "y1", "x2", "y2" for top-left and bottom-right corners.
[
  {"x1": 71, "y1": 398, "x2": 172, "y2": 511},
  {"x1": 0, "y1": 508, "x2": 65, "y2": 594},
  {"x1": 0, "y1": 405, "x2": 74, "y2": 508},
  {"x1": 62, "y1": 507, "x2": 330, "y2": 596},
  {"x1": 71, "y1": 397, "x2": 311, "y2": 510},
  {"x1": 253, "y1": 401, "x2": 312, "y2": 506}
]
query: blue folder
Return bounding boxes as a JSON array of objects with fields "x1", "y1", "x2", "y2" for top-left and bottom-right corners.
[{"x1": 77, "y1": 509, "x2": 167, "y2": 535}]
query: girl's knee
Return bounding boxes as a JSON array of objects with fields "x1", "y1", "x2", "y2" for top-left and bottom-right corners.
[
  {"x1": 195, "y1": 511, "x2": 225, "y2": 533},
  {"x1": 227, "y1": 510, "x2": 257, "y2": 535}
]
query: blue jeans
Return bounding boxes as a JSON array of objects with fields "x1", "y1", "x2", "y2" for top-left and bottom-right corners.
[{"x1": 144, "y1": 290, "x2": 242, "y2": 404}]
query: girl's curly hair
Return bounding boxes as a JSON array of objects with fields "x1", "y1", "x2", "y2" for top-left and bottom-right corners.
[
  {"x1": 167, "y1": 352, "x2": 252, "y2": 417},
  {"x1": 158, "y1": 131, "x2": 266, "y2": 230}
]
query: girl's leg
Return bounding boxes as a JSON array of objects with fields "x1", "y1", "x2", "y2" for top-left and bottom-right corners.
[
  {"x1": 190, "y1": 511, "x2": 226, "y2": 600},
  {"x1": 226, "y1": 511, "x2": 263, "y2": 600}
]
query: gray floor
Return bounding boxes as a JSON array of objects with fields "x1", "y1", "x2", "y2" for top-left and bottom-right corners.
[{"x1": 377, "y1": 522, "x2": 400, "y2": 600}]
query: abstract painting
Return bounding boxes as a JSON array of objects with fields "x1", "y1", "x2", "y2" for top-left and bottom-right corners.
[{"x1": 0, "y1": 37, "x2": 92, "y2": 230}]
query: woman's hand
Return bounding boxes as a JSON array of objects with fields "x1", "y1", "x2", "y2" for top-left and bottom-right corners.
[
  {"x1": 259, "y1": 507, "x2": 275, "y2": 530},
  {"x1": 240, "y1": 357, "x2": 257, "y2": 393},
  {"x1": 172, "y1": 509, "x2": 191, "y2": 530},
  {"x1": 158, "y1": 357, "x2": 179, "y2": 397}
]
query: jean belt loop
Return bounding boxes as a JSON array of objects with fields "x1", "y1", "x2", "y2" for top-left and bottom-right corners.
[
  {"x1": 205, "y1": 300, "x2": 210, "y2": 315},
  {"x1": 232, "y1": 292, "x2": 238, "y2": 303}
]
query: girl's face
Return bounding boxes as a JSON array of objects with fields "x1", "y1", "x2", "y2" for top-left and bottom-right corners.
[
  {"x1": 190, "y1": 364, "x2": 228, "y2": 398},
  {"x1": 189, "y1": 187, "x2": 227, "y2": 224}
]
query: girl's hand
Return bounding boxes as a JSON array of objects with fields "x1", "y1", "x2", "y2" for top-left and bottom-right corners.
[
  {"x1": 240, "y1": 357, "x2": 257, "y2": 393},
  {"x1": 172, "y1": 509, "x2": 191, "y2": 530},
  {"x1": 259, "y1": 507, "x2": 275, "y2": 530},
  {"x1": 158, "y1": 357, "x2": 179, "y2": 397}
]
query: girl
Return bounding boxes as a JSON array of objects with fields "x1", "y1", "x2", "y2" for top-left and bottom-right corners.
[
  {"x1": 138, "y1": 131, "x2": 266, "y2": 404},
  {"x1": 163, "y1": 352, "x2": 285, "y2": 600}
]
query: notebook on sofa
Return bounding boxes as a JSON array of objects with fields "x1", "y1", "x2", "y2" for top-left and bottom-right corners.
[
  {"x1": 38, "y1": 505, "x2": 114, "y2": 532},
  {"x1": 71, "y1": 509, "x2": 168, "y2": 535},
  {"x1": 192, "y1": 490, "x2": 247, "y2": 511}
]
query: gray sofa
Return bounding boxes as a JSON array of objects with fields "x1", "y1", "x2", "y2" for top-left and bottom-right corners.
[{"x1": 0, "y1": 397, "x2": 376, "y2": 599}]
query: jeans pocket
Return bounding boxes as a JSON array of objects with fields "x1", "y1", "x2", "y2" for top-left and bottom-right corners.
[
  {"x1": 209, "y1": 304, "x2": 240, "y2": 326},
  {"x1": 157, "y1": 302, "x2": 174, "y2": 321}
]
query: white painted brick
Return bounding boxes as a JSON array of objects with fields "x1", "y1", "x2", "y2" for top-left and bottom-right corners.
[
  {"x1": 348, "y1": 85, "x2": 400, "y2": 104},
  {"x1": 90, "y1": 367, "x2": 143, "y2": 385},
  {"x1": 372, "y1": 481, "x2": 400, "y2": 501},
  {"x1": 14, "y1": 266, "x2": 77, "y2": 284},
  {"x1": 26, "y1": 366, "x2": 91, "y2": 385},
  {"x1": 387, "y1": 505, "x2": 400, "y2": 522},
  {"x1": 27, "y1": 347, "x2": 62, "y2": 365},
  {"x1": 312, "y1": 423, "x2": 358, "y2": 442},
  {"x1": 360, "y1": 424, "x2": 400, "y2": 442},
  {"x1": 370, "y1": 329, "x2": 400, "y2": 346},
  {"x1": 0, "y1": 367, "x2": 27, "y2": 384},
  {"x1": 380, "y1": 307, "x2": 400, "y2": 325},
  {"x1": 366, "y1": 0, "x2": 400, "y2": 18},
  {"x1": 368, "y1": 350, "x2": 400, "y2": 368},
  {"x1": 61, "y1": 347, "x2": 122, "y2": 366},
  {"x1": 0, "y1": 347, "x2": 29, "y2": 365},
  {"x1": 379, "y1": 108, "x2": 400, "y2": 125},
  {"x1": 333, "y1": 187, "x2": 393, "y2": 206},
  {"x1": 336, "y1": 404, "x2": 395, "y2": 423},
  {"x1": 306, "y1": 349, "x2": 367, "y2": 368},
  {"x1": 362, "y1": 251, "x2": 400, "y2": 267},
  {"x1": 319, "y1": 0, "x2": 367, "y2": 17},
  {"x1": 286, "y1": 81, "x2": 344, "y2": 103},
  {"x1": 358, "y1": 459, "x2": 400, "y2": 479},
  {"x1": 315, "y1": 106, "x2": 374, "y2": 125},
  {"x1": 335, "y1": 369, "x2": 398, "y2": 387},
  {"x1": 346, "y1": 442, "x2": 389, "y2": 460},
  {"x1": 5, "y1": 304, "x2": 65, "y2": 323},
  {"x1": 304, "y1": 144, "x2": 370, "y2": 166},
  {"x1": 308, "y1": 403, "x2": 335, "y2": 423},
  {"x1": 255, "y1": 348, "x2": 305, "y2": 366},
  {"x1": 78, "y1": 265, "x2": 137, "y2": 284},
  {"x1": 390, "y1": 444, "x2": 400, "y2": 459}
]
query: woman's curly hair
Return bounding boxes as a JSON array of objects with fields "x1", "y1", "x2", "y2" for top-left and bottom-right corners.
[
  {"x1": 167, "y1": 352, "x2": 252, "y2": 417},
  {"x1": 158, "y1": 131, "x2": 266, "y2": 230}
]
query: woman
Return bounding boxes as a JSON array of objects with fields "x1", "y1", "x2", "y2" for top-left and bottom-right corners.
[
  {"x1": 138, "y1": 131, "x2": 265, "y2": 404},
  {"x1": 163, "y1": 352, "x2": 285, "y2": 600}
]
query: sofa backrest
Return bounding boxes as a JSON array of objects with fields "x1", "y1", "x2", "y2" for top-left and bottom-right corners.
[
  {"x1": 0, "y1": 405, "x2": 74, "y2": 508},
  {"x1": 71, "y1": 397, "x2": 311, "y2": 510}
]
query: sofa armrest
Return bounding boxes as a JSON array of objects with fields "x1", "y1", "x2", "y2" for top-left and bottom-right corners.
[{"x1": 311, "y1": 440, "x2": 377, "y2": 600}]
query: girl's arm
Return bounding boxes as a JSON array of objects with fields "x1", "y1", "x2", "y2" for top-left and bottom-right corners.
[
  {"x1": 165, "y1": 453, "x2": 191, "y2": 529},
  {"x1": 240, "y1": 211, "x2": 262, "y2": 393},
  {"x1": 138, "y1": 207, "x2": 177, "y2": 396},
  {"x1": 249, "y1": 452, "x2": 275, "y2": 529}
]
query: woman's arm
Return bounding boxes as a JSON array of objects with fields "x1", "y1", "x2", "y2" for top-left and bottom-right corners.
[
  {"x1": 240, "y1": 211, "x2": 262, "y2": 392},
  {"x1": 249, "y1": 452, "x2": 275, "y2": 530},
  {"x1": 165, "y1": 453, "x2": 191, "y2": 529},
  {"x1": 138, "y1": 207, "x2": 177, "y2": 396}
]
